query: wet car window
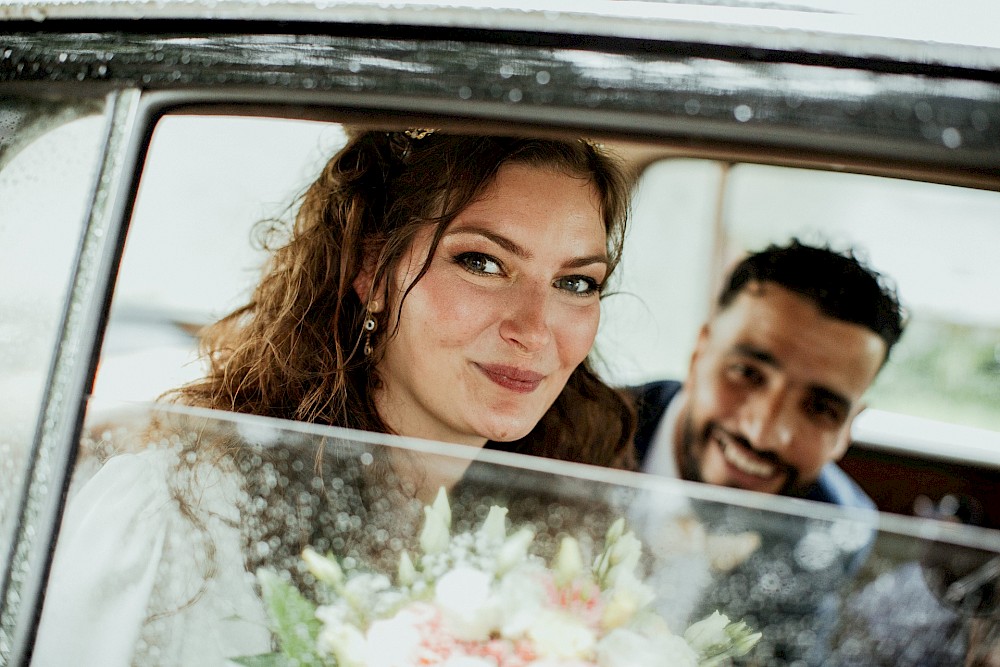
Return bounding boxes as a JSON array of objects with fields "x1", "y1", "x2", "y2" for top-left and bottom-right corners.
[
  {"x1": 602, "y1": 158, "x2": 1000, "y2": 529},
  {"x1": 0, "y1": 99, "x2": 106, "y2": 576},
  {"x1": 586, "y1": 159, "x2": 1000, "y2": 433},
  {"x1": 35, "y1": 397, "x2": 1000, "y2": 666},
  {"x1": 94, "y1": 115, "x2": 347, "y2": 403}
]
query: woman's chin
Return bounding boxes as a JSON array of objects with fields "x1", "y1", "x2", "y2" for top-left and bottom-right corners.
[{"x1": 475, "y1": 416, "x2": 538, "y2": 444}]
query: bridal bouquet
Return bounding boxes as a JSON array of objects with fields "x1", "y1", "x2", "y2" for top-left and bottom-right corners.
[{"x1": 233, "y1": 489, "x2": 760, "y2": 667}]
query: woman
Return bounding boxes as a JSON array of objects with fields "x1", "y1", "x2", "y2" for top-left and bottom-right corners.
[
  {"x1": 177, "y1": 128, "x2": 634, "y2": 474},
  {"x1": 33, "y1": 129, "x2": 636, "y2": 666}
]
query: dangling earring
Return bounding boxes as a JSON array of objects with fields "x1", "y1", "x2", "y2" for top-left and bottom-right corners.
[{"x1": 363, "y1": 300, "x2": 379, "y2": 357}]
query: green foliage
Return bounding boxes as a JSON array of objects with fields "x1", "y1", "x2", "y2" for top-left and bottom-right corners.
[
  {"x1": 869, "y1": 316, "x2": 1000, "y2": 430},
  {"x1": 256, "y1": 569, "x2": 328, "y2": 667},
  {"x1": 229, "y1": 654, "x2": 288, "y2": 667}
]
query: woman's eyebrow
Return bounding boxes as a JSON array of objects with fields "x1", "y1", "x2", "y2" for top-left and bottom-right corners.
[
  {"x1": 446, "y1": 227, "x2": 530, "y2": 258},
  {"x1": 446, "y1": 226, "x2": 609, "y2": 268}
]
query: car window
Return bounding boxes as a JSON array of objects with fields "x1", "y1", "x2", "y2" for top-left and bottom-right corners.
[
  {"x1": 603, "y1": 159, "x2": 1000, "y2": 439},
  {"x1": 0, "y1": 98, "x2": 106, "y2": 577},
  {"x1": 51, "y1": 110, "x2": 1000, "y2": 666},
  {"x1": 93, "y1": 115, "x2": 347, "y2": 405},
  {"x1": 37, "y1": 397, "x2": 1000, "y2": 666}
]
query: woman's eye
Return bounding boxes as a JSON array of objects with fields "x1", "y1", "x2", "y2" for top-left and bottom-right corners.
[
  {"x1": 554, "y1": 275, "x2": 600, "y2": 295},
  {"x1": 455, "y1": 252, "x2": 502, "y2": 275}
]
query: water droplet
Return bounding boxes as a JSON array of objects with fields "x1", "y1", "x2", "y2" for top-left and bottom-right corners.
[
  {"x1": 914, "y1": 101, "x2": 933, "y2": 123},
  {"x1": 499, "y1": 64, "x2": 514, "y2": 79},
  {"x1": 734, "y1": 104, "x2": 753, "y2": 122},
  {"x1": 535, "y1": 70, "x2": 550, "y2": 85},
  {"x1": 508, "y1": 88, "x2": 522, "y2": 103},
  {"x1": 941, "y1": 127, "x2": 962, "y2": 148},
  {"x1": 458, "y1": 86, "x2": 472, "y2": 100},
  {"x1": 684, "y1": 98, "x2": 701, "y2": 115}
]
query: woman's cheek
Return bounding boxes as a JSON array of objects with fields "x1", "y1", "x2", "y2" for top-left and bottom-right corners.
[
  {"x1": 422, "y1": 276, "x2": 500, "y2": 338},
  {"x1": 556, "y1": 301, "x2": 601, "y2": 365}
]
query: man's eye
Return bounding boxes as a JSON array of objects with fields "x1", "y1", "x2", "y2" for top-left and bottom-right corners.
[
  {"x1": 455, "y1": 252, "x2": 502, "y2": 275},
  {"x1": 728, "y1": 363, "x2": 764, "y2": 385},
  {"x1": 807, "y1": 397, "x2": 845, "y2": 425},
  {"x1": 554, "y1": 275, "x2": 600, "y2": 295}
]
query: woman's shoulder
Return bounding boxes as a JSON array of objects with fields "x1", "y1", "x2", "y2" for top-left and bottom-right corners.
[{"x1": 33, "y1": 433, "x2": 266, "y2": 666}]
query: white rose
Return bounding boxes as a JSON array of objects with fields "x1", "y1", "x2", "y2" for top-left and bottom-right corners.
[
  {"x1": 597, "y1": 628, "x2": 697, "y2": 667},
  {"x1": 601, "y1": 569, "x2": 654, "y2": 629},
  {"x1": 495, "y1": 568, "x2": 546, "y2": 638},
  {"x1": 528, "y1": 610, "x2": 596, "y2": 659},
  {"x1": 683, "y1": 610, "x2": 731, "y2": 652},
  {"x1": 435, "y1": 566, "x2": 496, "y2": 641},
  {"x1": 316, "y1": 620, "x2": 367, "y2": 667},
  {"x1": 443, "y1": 657, "x2": 496, "y2": 667},
  {"x1": 365, "y1": 605, "x2": 429, "y2": 667}
]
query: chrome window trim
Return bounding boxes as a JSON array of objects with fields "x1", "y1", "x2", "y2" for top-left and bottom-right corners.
[
  {"x1": 0, "y1": 89, "x2": 142, "y2": 667},
  {"x1": 2, "y1": 31, "x2": 998, "y2": 182},
  {"x1": 1, "y1": 0, "x2": 999, "y2": 71}
]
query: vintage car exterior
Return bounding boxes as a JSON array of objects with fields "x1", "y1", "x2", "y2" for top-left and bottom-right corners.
[{"x1": 2, "y1": 1, "x2": 999, "y2": 665}]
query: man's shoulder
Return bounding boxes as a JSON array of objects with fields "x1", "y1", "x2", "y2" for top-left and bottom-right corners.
[
  {"x1": 626, "y1": 380, "x2": 683, "y2": 465},
  {"x1": 810, "y1": 463, "x2": 877, "y2": 511},
  {"x1": 626, "y1": 379, "x2": 683, "y2": 407}
]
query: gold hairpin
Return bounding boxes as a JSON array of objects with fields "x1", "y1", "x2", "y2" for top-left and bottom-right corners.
[{"x1": 404, "y1": 128, "x2": 436, "y2": 140}]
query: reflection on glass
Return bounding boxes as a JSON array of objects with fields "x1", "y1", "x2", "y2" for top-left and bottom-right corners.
[
  {"x1": 0, "y1": 105, "x2": 105, "y2": 579},
  {"x1": 722, "y1": 165, "x2": 1000, "y2": 432},
  {"x1": 33, "y1": 400, "x2": 1000, "y2": 666}
]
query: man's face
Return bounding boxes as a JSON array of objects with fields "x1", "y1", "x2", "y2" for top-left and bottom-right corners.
[{"x1": 677, "y1": 281, "x2": 887, "y2": 495}]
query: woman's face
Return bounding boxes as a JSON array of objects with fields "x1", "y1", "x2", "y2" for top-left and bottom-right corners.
[{"x1": 373, "y1": 163, "x2": 608, "y2": 447}]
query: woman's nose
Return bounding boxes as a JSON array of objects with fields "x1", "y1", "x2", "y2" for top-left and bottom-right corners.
[{"x1": 499, "y1": 283, "x2": 552, "y2": 353}]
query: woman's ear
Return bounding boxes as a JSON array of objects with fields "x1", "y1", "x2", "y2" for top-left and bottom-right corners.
[
  {"x1": 352, "y1": 266, "x2": 374, "y2": 302},
  {"x1": 352, "y1": 257, "x2": 386, "y2": 312},
  {"x1": 352, "y1": 250, "x2": 376, "y2": 300}
]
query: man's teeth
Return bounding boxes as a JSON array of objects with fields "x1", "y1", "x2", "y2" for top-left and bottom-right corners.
[{"x1": 721, "y1": 440, "x2": 775, "y2": 478}]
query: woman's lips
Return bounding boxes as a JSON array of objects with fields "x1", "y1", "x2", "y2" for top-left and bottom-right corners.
[{"x1": 476, "y1": 363, "x2": 545, "y2": 394}]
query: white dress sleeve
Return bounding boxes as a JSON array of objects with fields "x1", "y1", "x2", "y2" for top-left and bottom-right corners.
[{"x1": 31, "y1": 449, "x2": 271, "y2": 667}]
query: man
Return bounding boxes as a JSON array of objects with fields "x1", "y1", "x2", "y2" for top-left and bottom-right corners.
[
  {"x1": 632, "y1": 239, "x2": 905, "y2": 508},
  {"x1": 630, "y1": 239, "x2": 906, "y2": 664}
]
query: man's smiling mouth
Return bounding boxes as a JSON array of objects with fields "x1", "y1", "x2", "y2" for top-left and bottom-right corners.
[{"x1": 718, "y1": 435, "x2": 777, "y2": 479}]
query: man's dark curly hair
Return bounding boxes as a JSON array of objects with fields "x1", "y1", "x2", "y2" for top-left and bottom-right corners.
[{"x1": 718, "y1": 239, "x2": 906, "y2": 362}]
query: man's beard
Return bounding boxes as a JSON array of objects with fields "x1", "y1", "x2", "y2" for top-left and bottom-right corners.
[{"x1": 677, "y1": 412, "x2": 806, "y2": 496}]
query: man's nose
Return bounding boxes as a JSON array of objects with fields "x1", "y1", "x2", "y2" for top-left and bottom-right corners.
[
  {"x1": 740, "y1": 388, "x2": 795, "y2": 452},
  {"x1": 498, "y1": 281, "x2": 552, "y2": 353}
]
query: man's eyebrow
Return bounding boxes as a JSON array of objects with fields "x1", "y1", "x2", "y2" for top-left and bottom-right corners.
[
  {"x1": 447, "y1": 226, "x2": 609, "y2": 269},
  {"x1": 733, "y1": 343, "x2": 780, "y2": 368}
]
